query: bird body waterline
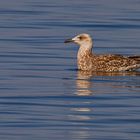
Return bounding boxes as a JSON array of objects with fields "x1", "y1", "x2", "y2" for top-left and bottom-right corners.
[{"x1": 65, "y1": 33, "x2": 140, "y2": 72}]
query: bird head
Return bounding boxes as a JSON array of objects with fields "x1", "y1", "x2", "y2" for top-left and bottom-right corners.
[{"x1": 65, "y1": 33, "x2": 93, "y2": 50}]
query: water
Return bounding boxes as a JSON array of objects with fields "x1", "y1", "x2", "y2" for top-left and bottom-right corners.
[{"x1": 0, "y1": 0, "x2": 140, "y2": 140}]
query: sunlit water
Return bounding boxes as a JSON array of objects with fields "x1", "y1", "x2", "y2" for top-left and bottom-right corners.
[{"x1": 0, "y1": 0, "x2": 140, "y2": 140}]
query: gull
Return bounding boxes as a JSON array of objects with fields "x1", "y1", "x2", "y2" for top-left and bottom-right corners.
[{"x1": 64, "y1": 33, "x2": 140, "y2": 72}]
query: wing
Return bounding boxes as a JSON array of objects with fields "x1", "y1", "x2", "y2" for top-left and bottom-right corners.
[{"x1": 92, "y1": 54, "x2": 140, "y2": 71}]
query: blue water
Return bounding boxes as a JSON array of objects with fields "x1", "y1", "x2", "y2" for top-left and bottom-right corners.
[{"x1": 0, "y1": 0, "x2": 140, "y2": 140}]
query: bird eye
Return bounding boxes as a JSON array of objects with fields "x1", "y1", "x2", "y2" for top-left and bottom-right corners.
[{"x1": 78, "y1": 36, "x2": 83, "y2": 40}]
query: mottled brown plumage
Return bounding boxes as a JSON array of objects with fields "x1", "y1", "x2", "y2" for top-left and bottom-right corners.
[{"x1": 65, "y1": 33, "x2": 140, "y2": 72}]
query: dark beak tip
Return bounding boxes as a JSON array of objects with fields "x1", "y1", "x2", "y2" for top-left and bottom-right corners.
[
  {"x1": 64, "y1": 40, "x2": 68, "y2": 43},
  {"x1": 64, "y1": 39, "x2": 73, "y2": 43}
]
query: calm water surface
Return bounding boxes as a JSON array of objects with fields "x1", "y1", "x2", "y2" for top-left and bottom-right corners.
[{"x1": 0, "y1": 0, "x2": 140, "y2": 140}]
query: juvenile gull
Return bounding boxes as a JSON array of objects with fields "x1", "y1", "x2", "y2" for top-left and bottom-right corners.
[{"x1": 65, "y1": 33, "x2": 140, "y2": 72}]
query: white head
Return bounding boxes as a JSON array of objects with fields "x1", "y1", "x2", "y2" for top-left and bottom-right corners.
[{"x1": 65, "y1": 33, "x2": 93, "y2": 50}]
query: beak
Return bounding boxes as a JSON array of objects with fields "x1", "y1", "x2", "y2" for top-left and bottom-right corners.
[{"x1": 64, "y1": 38, "x2": 74, "y2": 43}]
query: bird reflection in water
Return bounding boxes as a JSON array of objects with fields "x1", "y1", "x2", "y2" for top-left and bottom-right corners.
[
  {"x1": 76, "y1": 70, "x2": 138, "y2": 96},
  {"x1": 76, "y1": 70, "x2": 140, "y2": 96},
  {"x1": 74, "y1": 70, "x2": 140, "y2": 111}
]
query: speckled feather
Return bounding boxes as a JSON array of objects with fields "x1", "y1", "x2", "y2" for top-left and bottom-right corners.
[{"x1": 78, "y1": 50, "x2": 140, "y2": 72}]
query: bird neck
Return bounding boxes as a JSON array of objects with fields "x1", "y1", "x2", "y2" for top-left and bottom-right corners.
[{"x1": 77, "y1": 46, "x2": 93, "y2": 59}]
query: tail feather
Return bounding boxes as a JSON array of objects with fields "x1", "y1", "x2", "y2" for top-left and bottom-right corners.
[
  {"x1": 128, "y1": 56, "x2": 140, "y2": 61},
  {"x1": 119, "y1": 64, "x2": 140, "y2": 71}
]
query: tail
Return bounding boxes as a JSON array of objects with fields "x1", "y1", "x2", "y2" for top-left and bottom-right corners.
[
  {"x1": 120, "y1": 64, "x2": 140, "y2": 71},
  {"x1": 128, "y1": 56, "x2": 140, "y2": 61}
]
